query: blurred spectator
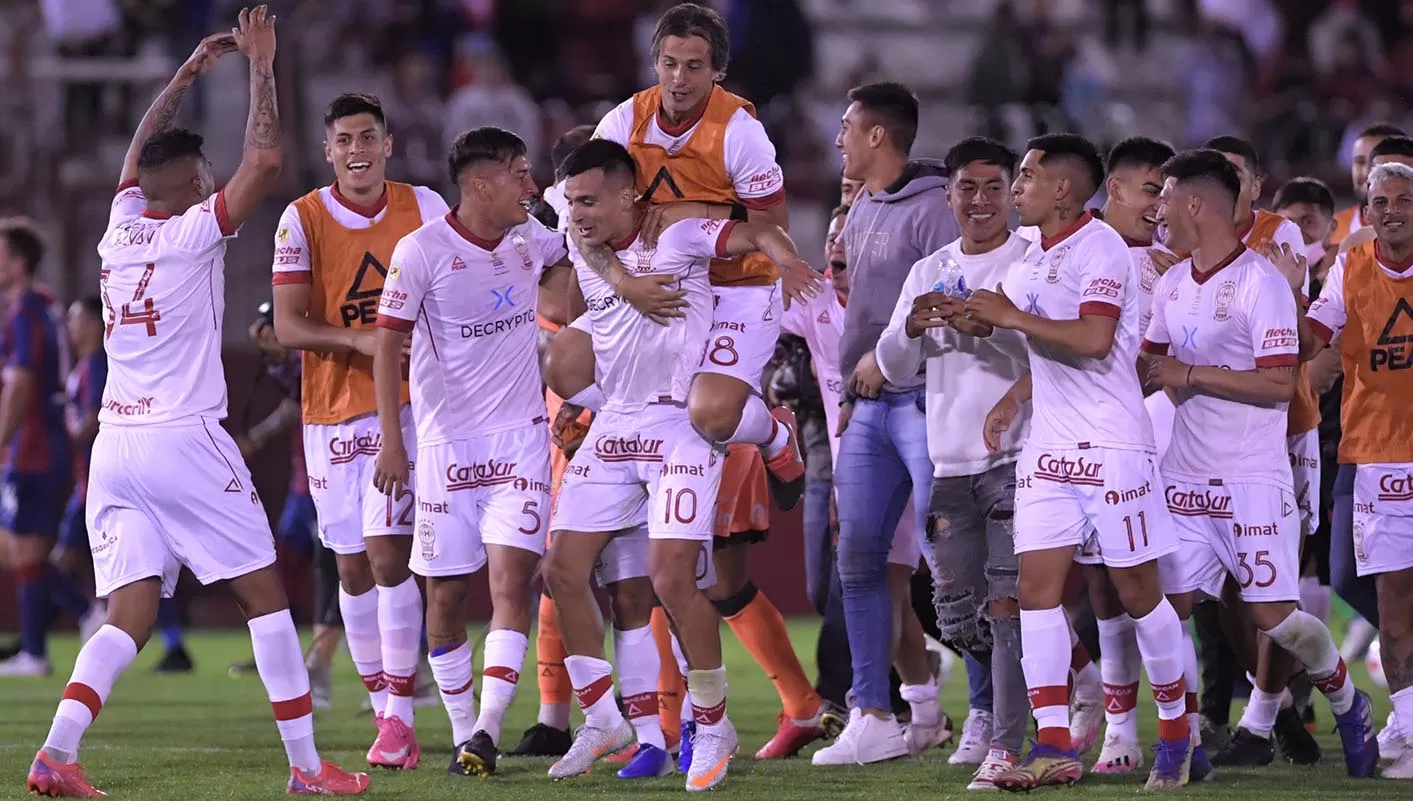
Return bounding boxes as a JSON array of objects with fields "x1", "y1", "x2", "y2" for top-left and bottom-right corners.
[
  {"x1": 1316, "y1": 27, "x2": 1379, "y2": 124},
  {"x1": 1198, "y1": 0, "x2": 1282, "y2": 65},
  {"x1": 39, "y1": 0, "x2": 120, "y2": 46},
  {"x1": 1021, "y1": 2, "x2": 1077, "y2": 133},
  {"x1": 380, "y1": 52, "x2": 446, "y2": 190},
  {"x1": 443, "y1": 40, "x2": 542, "y2": 168},
  {"x1": 1182, "y1": 17, "x2": 1252, "y2": 145},
  {"x1": 1308, "y1": 0, "x2": 1382, "y2": 77},
  {"x1": 967, "y1": 1, "x2": 1029, "y2": 142},
  {"x1": 1102, "y1": 0, "x2": 1150, "y2": 51}
]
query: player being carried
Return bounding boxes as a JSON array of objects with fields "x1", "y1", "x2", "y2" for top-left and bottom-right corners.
[
  {"x1": 370, "y1": 127, "x2": 571, "y2": 777},
  {"x1": 270, "y1": 89, "x2": 450, "y2": 769},
  {"x1": 26, "y1": 8, "x2": 369, "y2": 796}
]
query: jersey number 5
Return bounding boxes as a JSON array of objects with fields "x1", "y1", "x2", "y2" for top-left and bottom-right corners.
[{"x1": 110, "y1": 263, "x2": 162, "y2": 337}]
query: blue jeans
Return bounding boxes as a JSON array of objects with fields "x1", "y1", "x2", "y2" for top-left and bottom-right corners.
[
  {"x1": 1330, "y1": 464, "x2": 1380, "y2": 625},
  {"x1": 835, "y1": 390, "x2": 934, "y2": 711}
]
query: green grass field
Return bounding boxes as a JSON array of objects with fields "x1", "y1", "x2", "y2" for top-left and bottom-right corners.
[{"x1": 0, "y1": 620, "x2": 1395, "y2": 800}]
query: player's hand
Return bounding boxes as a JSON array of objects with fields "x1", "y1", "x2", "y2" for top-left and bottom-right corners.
[
  {"x1": 836, "y1": 400, "x2": 854, "y2": 436},
  {"x1": 373, "y1": 439, "x2": 410, "y2": 497},
  {"x1": 779, "y1": 258, "x2": 824, "y2": 311},
  {"x1": 966, "y1": 283, "x2": 1021, "y2": 329},
  {"x1": 848, "y1": 351, "x2": 885, "y2": 400},
  {"x1": 640, "y1": 202, "x2": 705, "y2": 248},
  {"x1": 1145, "y1": 354, "x2": 1193, "y2": 390},
  {"x1": 1307, "y1": 347, "x2": 1342, "y2": 395},
  {"x1": 906, "y1": 291, "x2": 962, "y2": 338},
  {"x1": 177, "y1": 32, "x2": 238, "y2": 81},
  {"x1": 1148, "y1": 247, "x2": 1182, "y2": 276},
  {"x1": 551, "y1": 403, "x2": 590, "y2": 451},
  {"x1": 982, "y1": 394, "x2": 1019, "y2": 454},
  {"x1": 232, "y1": 5, "x2": 277, "y2": 62},
  {"x1": 1263, "y1": 241, "x2": 1308, "y2": 293},
  {"x1": 616, "y1": 273, "x2": 688, "y2": 326}
]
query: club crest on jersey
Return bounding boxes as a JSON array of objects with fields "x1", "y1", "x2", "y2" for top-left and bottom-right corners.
[
  {"x1": 1213, "y1": 281, "x2": 1236, "y2": 321},
  {"x1": 490, "y1": 249, "x2": 509, "y2": 276},
  {"x1": 1139, "y1": 256, "x2": 1158, "y2": 292},
  {"x1": 417, "y1": 519, "x2": 436, "y2": 560},
  {"x1": 631, "y1": 248, "x2": 656, "y2": 274},
  {"x1": 277, "y1": 227, "x2": 291, "y2": 243},
  {"x1": 511, "y1": 234, "x2": 534, "y2": 270},
  {"x1": 1045, "y1": 246, "x2": 1069, "y2": 284}
]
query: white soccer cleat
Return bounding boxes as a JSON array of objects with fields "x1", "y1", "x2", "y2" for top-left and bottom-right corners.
[
  {"x1": 1092, "y1": 731, "x2": 1144, "y2": 773},
  {"x1": 78, "y1": 603, "x2": 106, "y2": 645},
  {"x1": 811, "y1": 708, "x2": 908, "y2": 765},
  {"x1": 1384, "y1": 748, "x2": 1413, "y2": 779},
  {"x1": 1379, "y1": 711, "x2": 1406, "y2": 763},
  {"x1": 949, "y1": 709, "x2": 993, "y2": 765},
  {"x1": 967, "y1": 747, "x2": 1019, "y2": 791},
  {"x1": 547, "y1": 721, "x2": 634, "y2": 780},
  {"x1": 904, "y1": 711, "x2": 953, "y2": 757},
  {"x1": 0, "y1": 651, "x2": 50, "y2": 677},
  {"x1": 1069, "y1": 694, "x2": 1104, "y2": 756},
  {"x1": 685, "y1": 718, "x2": 738, "y2": 792}
]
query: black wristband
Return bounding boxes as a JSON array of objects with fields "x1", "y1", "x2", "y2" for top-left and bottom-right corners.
[{"x1": 729, "y1": 203, "x2": 749, "y2": 222}]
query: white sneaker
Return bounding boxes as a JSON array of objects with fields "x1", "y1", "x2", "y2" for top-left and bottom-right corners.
[
  {"x1": 548, "y1": 720, "x2": 634, "y2": 780},
  {"x1": 811, "y1": 708, "x2": 908, "y2": 765},
  {"x1": 1341, "y1": 617, "x2": 1378, "y2": 662},
  {"x1": 949, "y1": 709, "x2": 993, "y2": 765},
  {"x1": 1384, "y1": 748, "x2": 1413, "y2": 779},
  {"x1": 78, "y1": 602, "x2": 106, "y2": 645},
  {"x1": 924, "y1": 634, "x2": 956, "y2": 687},
  {"x1": 1069, "y1": 694, "x2": 1104, "y2": 756},
  {"x1": 967, "y1": 747, "x2": 1018, "y2": 790},
  {"x1": 1092, "y1": 731, "x2": 1144, "y2": 773},
  {"x1": 0, "y1": 651, "x2": 50, "y2": 677},
  {"x1": 904, "y1": 711, "x2": 953, "y2": 756},
  {"x1": 1380, "y1": 711, "x2": 1407, "y2": 763},
  {"x1": 686, "y1": 718, "x2": 738, "y2": 792}
]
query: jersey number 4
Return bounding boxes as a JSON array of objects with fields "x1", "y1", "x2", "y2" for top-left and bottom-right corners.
[{"x1": 104, "y1": 263, "x2": 162, "y2": 337}]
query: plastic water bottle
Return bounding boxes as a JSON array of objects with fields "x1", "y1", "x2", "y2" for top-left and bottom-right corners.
[{"x1": 930, "y1": 254, "x2": 969, "y2": 298}]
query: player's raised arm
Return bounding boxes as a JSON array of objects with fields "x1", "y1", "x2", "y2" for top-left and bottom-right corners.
[
  {"x1": 219, "y1": 6, "x2": 283, "y2": 231},
  {"x1": 117, "y1": 33, "x2": 237, "y2": 189},
  {"x1": 712, "y1": 221, "x2": 823, "y2": 308}
]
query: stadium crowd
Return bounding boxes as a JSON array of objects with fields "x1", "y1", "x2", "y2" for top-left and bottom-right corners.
[{"x1": 2, "y1": 1, "x2": 1413, "y2": 797}]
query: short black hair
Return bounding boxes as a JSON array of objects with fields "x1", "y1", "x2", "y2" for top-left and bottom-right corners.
[
  {"x1": 1371, "y1": 135, "x2": 1413, "y2": 162},
  {"x1": 560, "y1": 139, "x2": 637, "y2": 183},
  {"x1": 79, "y1": 295, "x2": 105, "y2": 320},
  {"x1": 1202, "y1": 135, "x2": 1261, "y2": 175},
  {"x1": 1272, "y1": 177, "x2": 1335, "y2": 218},
  {"x1": 447, "y1": 127, "x2": 527, "y2": 184},
  {"x1": 1357, "y1": 122, "x2": 1406, "y2": 141},
  {"x1": 1026, "y1": 133, "x2": 1105, "y2": 198},
  {"x1": 944, "y1": 136, "x2": 1017, "y2": 179},
  {"x1": 324, "y1": 93, "x2": 386, "y2": 130},
  {"x1": 0, "y1": 218, "x2": 44, "y2": 277},
  {"x1": 847, "y1": 82, "x2": 920, "y2": 156},
  {"x1": 1162, "y1": 148, "x2": 1242, "y2": 207},
  {"x1": 136, "y1": 128, "x2": 205, "y2": 172},
  {"x1": 552, "y1": 125, "x2": 598, "y2": 178},
  {"x1": 1106, "y1": 136, "x2": 1176, "y2": 174},
  {"x1": 830, "y1": 204, "x2": 850, "y2": 220},
  {"x1": 651, "y1": 2, "x2": 730, "y2": 74}
]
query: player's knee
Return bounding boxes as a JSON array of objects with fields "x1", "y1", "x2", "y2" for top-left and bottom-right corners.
[
  {"x1": 542, "y1": 547, "x2": 587, "y2": 599},
  {"x1": 1108, "y1": 570, "x2": 1160, "y2": 618},
  {"x1": 426, "y1": 579, "x2": 469, "y2": 623},
  {"x1": 607, "y1": 577, "x2": 655, "y2": 629},
  {"x1": 649, "y1": 566, "x2": 699, "y2": 613},
  {"x1": 335, "y1": 552, "x2": 375, "y2": 595},
  {"x1": 710, "y1": 580, "x2": 757, "y2": 618},
  {"x1": 686, "y1": 390, "x2": 739, "y2": 444},
  {"x1": 367, "y1": 546, "x2": 411, "y2": 586},
  {"x1": 835, "y1": 535, "x2": 887, "y2": 588}
]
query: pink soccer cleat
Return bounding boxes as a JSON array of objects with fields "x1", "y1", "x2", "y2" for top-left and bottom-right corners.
[
  {"x1": 287, "y1": 761, "x2": 371, "y2": 795},
  {"x1": 366, "y1": 714, "x2": 420, "y2": 770},
  {"x1": 26, "y1": 751, "x2": 106, "y2": 798}
]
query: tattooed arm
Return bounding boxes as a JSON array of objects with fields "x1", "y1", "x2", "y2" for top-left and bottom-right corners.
[
  {"x1": 119, "y1": 32, "x2": 238, "y2": 187},
  {"x1": 221, "y1": 5, "x2": 283, "y2": 231},
  {"x1": 570, "y1": 231, "x2": 687, "y2": 326}
]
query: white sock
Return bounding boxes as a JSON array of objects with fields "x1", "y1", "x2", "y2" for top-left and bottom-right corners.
[
  {"x1": 478, "y1": 629, "x2": 527, "y2": 746},
  {"x1": 670, "y1": 632, "x2": 692, "y2": 725},
  {"x1": 567, "y1": 385, "x2": 605, "y2": 413},
  {"x1": 538, "y1": 703, "x2": 570, "y2": 730},
  {"x1": 729, "y1": 396, "x2": 784, "y2": 454},
  {"x1": 338, "y1": 586, "x2": 387, "y2": 712},
  {"x1": 1181, "y1": 624, "x2": 1201, "y2": 739},
  {"x1": 429, "y1": 641, "x2": 478, "y2": 746},
  {"x1": 1021, "y1": 607, "x2": 1073, "y2": 735},
  {"x1": 900, "y1": 681, "x2": 940, "y2": 728},
  {"x1": 565, "y1": 655, "x2": 623, "y2": 730},
  {"x1": 1132, "y1": 599, "x2": 1188, "y2": 740},
  {"x1": 1299, "y1": 577, "x2": 1331, "y2": 623},
  {"x1": 377, "y1": 577, "x2": 423, "y2": 725},
  {"x1": 614, "y1": 625, "x2": 666, "y2": 749},
  {"x1": 1393, "y1": 688, "x2": 1413, "y2": 741},
  {"x1": 42, "y1": 625, "x2": 138, "y2": 764},
  {"x1": 249, "y1": 609, "x2": 321, "y2": 772},
  {"x1": 1096, "y1": 614, "x2": 1140, "y2": 741},
  {"x1": 1266, "y1": 609, "x2": 1354, "y2": 714},
  {"x1": 1240, "y1": 686, "x2": 1282, "y2": 739},
  {"x1": 687, "y1": 667, "x2": 730, "y2": 732}
]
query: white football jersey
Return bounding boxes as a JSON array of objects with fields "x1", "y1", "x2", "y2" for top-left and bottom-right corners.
[
  {"x1": 1142, "y1": 245, "x2": 1299, "y2": 489},
  {"x1": 376, "y1": 211, "x2": 567, "y2": 446},
  {"x1": 573, "y1": 218, "x2": 724, "y2": 413},
  {"x1": 95, "y1": 184, "x2": 237, "y2": 425},
  {"x1": 1003, "y1": 213, "x2": 1154, "y2": 451}
]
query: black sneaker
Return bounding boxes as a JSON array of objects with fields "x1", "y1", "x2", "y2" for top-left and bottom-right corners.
[
  {"x1": 1211, "y1": 726, "x2": 1275, "y2": 767},
  {"x1": 451, "y1": 731, "x2": 498, "y2": 777},
  {"x1": 507, "y1": 723, "x2": 571, "y2": 757},
  {"x1": 1274, "y1": 706, "x2": 1322, "y2": 765},
  {"x1": 1199, "y1": 715, "x2": 1232, "y2": 753},
  {"x1": 154, "y1": 646, "x2": 194, "y2": 673}
]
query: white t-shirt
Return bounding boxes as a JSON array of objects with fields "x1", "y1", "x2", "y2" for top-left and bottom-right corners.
[
  {"x1": 572, "y1": 218, "x2": 726, "y2": 413},
  {"x1": 1004, "y1": 213, "x2": 1154, "y2": 451},
  {"x1": 1306, "y1": 246, "x2": 1413, "y2": 343},
  {"x1": 780, "y1": 288, "x2": 846, "y2": 460},
  {"x1": 270, "y1": 185, "x2": 449, "y2": 281},
  {"x1": 95, "y1": 184, "x2": 238, "y2": 425},
  {"x1": 1142, "y1": 245, "x2": 1299, "y2": 489},
  {"x1": 592, "y1": 98, "x2": 785, "y2": 206},
  {"x1": 876, "y1": 233, "x2": 1033, "y2": 477},
  {"x1": 375, "y1": 213, "x2": 568, "y2": 446}
]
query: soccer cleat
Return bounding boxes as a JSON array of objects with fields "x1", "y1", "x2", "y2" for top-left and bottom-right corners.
[
  {"x1": 1189, "y1": 743, "x2": 1215, "y2": 782},
  {"x1": 819, "y1": 702, "x2": 848, "y2": 740},
  {"x1": 992, "y1": 741, "x2": 1083, "y2": 792},
  {"x1": 1333, "y1": 689, "x2": 1380, "y2": 778},
  {"x1": 1091, "y1": 731, "x2": 1143, "y2": 774},
  {"x1": 1274, "y1": 705, "x2": 1321, "y2": 765},
  {"x1": 1384, "y1": 748, "x2": 1413, "y2": 779},
  {"x1": 366, "y1": 714, "x2": 420, "y2": 770},
  {"x1": 1379, "y1": 711, "x2": 1407, "y2": 763},
  {"x1": 967, "y1": 748, "x2": 1018, "y2": 791},
  {"x1": 949, "y1": 709, "x2": 993, "y2": 765},
  {"x1": 756, "y1": 710, "x2": 828, "y2": 759},
  {"x1": 228, "y1": 657, "x2": 258, "y2": 678},
  {"x1": 904, "y1": 711, "x2": 953, "y2": 756},
  {"x1": 452, "y1": 731, "x2": 497, "y2": 777},
  {"x1": 286, "y1": 761, "x2": 371, "y2": 795},
  {"x1": 1198, "y1": 715, "x2": 1231, "y2": 752},
  {"x1": 153, "y1": 646, "x2": 194, "y2": 674},
  {"x1": 618, "y1": 743, "x2": 674, "y2": 779},
  {"x1": 1211, "y1": 727, "x2": 1273, "y2": 767},
  {"x1": 1143, "y1": 737, "x2": 1192, "y2": 790},
  {"x1": 26, "y1": 751, "x2": 106, "y2": 798},
  {"x1": 686, "y1": 718, "x2": 738, "y2": 792},
  {"x1": 604, "y1": 743, "x2": 639, "y2": 765},
  {"x1": 677, "y1": 720, "x2": 697, "y2": 774},
  {"x1": 762, "y1": 407, "x2": 805, "y2": 510},
  {"x1": 548, "y1": 720, "x2": 634, "y2": 780},
  {"x1": 1068, "y1": 695, "x2": 1104, "y2": 756},
  {"x1": 508, "y1": 723, "x2": 572, "y2": 757},
  {"x1": 810, "y1": 708, "x2": 908, "y2": 765},
  {"x1": 0, "y1": 651, "x2": 50, "y2": 677}
]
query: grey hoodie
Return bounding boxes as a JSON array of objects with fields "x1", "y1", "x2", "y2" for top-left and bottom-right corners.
[{"x1": 840, "y1": 159, "x2": 960, "y2": 391}]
